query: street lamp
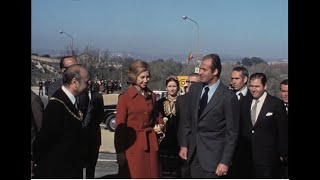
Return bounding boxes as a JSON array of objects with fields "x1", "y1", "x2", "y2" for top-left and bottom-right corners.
[
  {"x1": 182, "y1": 15, "x2": 200, "y2": 73},
  {"x1": 60, "y1": 30, "x2": 74, "y2": 56}
]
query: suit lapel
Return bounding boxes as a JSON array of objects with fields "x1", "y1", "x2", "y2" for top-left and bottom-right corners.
[
  {"x1": 54, "y1": 88, "x2": 81, "y2": 117},
  {"x1": 199, "y1": 83, "x2": 225, "y2": 120},
  {"x1": 253, "y1": 93, "x2": 270, "y2": 127}
]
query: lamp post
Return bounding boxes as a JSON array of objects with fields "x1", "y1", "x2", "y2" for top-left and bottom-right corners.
[
  {"x1": 60, "y1": 30, "x2": 74, "y2": 56},
  {"x1": 182, "y1": 15, "x2": 200, "y2": 73}
]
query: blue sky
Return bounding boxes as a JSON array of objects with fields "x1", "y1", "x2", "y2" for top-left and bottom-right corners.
[{"x1": 32, "y1": 0, "x2": 288, "y2": 59}]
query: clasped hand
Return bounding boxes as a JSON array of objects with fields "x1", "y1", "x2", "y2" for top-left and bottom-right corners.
[{"x1": 153, "y1": 124, "x2": 164, "y2": 134}]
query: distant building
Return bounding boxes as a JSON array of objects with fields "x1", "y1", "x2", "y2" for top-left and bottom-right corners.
[{"x1": 77, "y1": 53, "x2": 94, "y2": 61}]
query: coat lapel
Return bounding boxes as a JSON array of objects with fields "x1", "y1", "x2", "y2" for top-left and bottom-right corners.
[
  {"x1": 253, "y1": 93, "x2": 270, "y2": 127},
  {"x1": 199, "y1": 83, "x2": 225, "y2": 120},
  {"x1": 54, "y1": 88, "x2": 82, "y2": 117}
]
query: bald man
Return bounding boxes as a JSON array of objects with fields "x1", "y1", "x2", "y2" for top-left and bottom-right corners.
[{"x1": 33, "y1": 64, "x2": 90, "y2": 178}]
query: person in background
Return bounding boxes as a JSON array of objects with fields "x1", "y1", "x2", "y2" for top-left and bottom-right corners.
[
  {"x1": 279, "y1": 79, "x2": 288, "y2": 178},
  {"x1": 239, "y1": 73, "x2": 288, "y2": 178},
  {"x1": 227, "y1": 66, "x2": 252, "y2": 178},
  {"x1": 156, "y1": 76, "x2": 181, "y2": 178},
  {"x1": 230, "y1": 66, "x2": 251, "y2": 100},
  {"x1": 48, "y1": 56, "x2": 77, "y2": 99},
  {"x1": 176, "y1": 73, "x2": 200, "y2": 178},
  {"x1": 31, "y1": 90, "x2": 44, "y2": 178},
  {"x1": 83, "y1": 80, "x2": 105, "y2": 179},
  {"x1": 179, "y1": 54, "x2": 239, "y2": 178},
  {"x1": 38, "y1": 79, "x2": 44, "y2": 96},
  {"x1": 279, "y1": 79, "x2": 288, "y2": 113},
  {"x1": 33, "y1": 64, "x2": 90, "y2": 178},
  {"x1": 44, "y1": 79, "x2": 51, "y2": 95},
  {"x1": 114, "y1": 60, "x2": 163, "y2": 178},
  {"x1": 184, "y1": 73, "x2": 200, "y2": 94}
]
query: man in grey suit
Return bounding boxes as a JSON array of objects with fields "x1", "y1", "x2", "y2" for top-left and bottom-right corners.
[
  {"x1": 48, "y1": 56, "x2": 77, "y2": 99},
  {"x1": 179, "y1": 54, "x2": 240, "y2": 178},
  {"x1": 176, "y1": 72, "x2": 200, "y2": 178}
]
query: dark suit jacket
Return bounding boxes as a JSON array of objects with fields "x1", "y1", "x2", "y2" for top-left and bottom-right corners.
[
  {"x1": 240, "y1": 93, "x2": 288, "y2": 166},
  {"x1": 182, "y1": 81, "x2": 240, "y2": 172},
  {"x1": 227, "y1": 90, "x2": 253, "y2": 178},
  {"x1": 84, "y1": 91, "x2": 105, "y2": 146},
  {"x1": 49, "y1": 78, "x2": 90, "y2": 118},
  {"x1": 31, "y1": 90, "x2": 44, "y2": 157},
  {"x1": 77, "y1": 90, "x2": 90, "y2": 119},
  {"x1": 34, "y1": 88, "x2": 87, "y2": 178}
]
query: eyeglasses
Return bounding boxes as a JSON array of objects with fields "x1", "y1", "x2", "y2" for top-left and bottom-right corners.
[{"x1": 186, "y1": 80, "x2": 196, "y2": 84}]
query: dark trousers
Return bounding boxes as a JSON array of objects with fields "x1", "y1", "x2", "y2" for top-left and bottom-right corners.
[
  {"x1": 189, "y1": 148, "x2": 219, "y2": 178},
  {"x1": 39, "y1": 88, "x2": 43, "y2": 96},
  {"x1": 85, "y1": 145, "x2": 100, "y2": 179},
  {"x1": 281, "y1": 165, "x2": 288, "y2": 178},
  {"x1": 181, "y1": 159, "x2": 191, "y2": 178},
  {"x1": 253, "y1": 164, "x2": 280, "y2": 178}
]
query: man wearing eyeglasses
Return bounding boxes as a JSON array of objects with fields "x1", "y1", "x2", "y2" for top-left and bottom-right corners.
[
  {"x1": 184, "y1": 73, "x2": 200, "y2": 93},
  {"x1": 177, "y1": 72, "x2": 200, "y2": 178},
  {"x1": 48, "y1": 56, "x2": 78, "y2": 99}
]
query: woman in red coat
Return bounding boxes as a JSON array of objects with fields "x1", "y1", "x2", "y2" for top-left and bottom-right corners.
[{"x1": 114, "y1": 60, "x2": 163, "y2": 178}]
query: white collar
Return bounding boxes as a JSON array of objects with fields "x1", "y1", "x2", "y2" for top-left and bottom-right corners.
[{"x1": 62, "y1": 86, "x2": 76, "y2": 105}]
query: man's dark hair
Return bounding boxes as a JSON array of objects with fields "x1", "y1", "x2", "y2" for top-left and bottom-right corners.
[
  {"x1": 280, "y1": 79, "x2": 288, "y2": 89},
  {"x1": 60, "y1": 56, "x2": 76, "y2": 69},
  {"x1": 250, "y1": 73, "x2": 267, "y2": 86}
]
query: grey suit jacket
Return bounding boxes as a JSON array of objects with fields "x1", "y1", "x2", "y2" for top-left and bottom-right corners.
[
  {"x1": 176, "y1": 93, "x2": 190, "y2": 146},
  {"x1": 183, "y1": 81, "x2": 240, "y2": 172},
  {"x1": 31, "y1": 90, "x2": 44, "y2": 156}
]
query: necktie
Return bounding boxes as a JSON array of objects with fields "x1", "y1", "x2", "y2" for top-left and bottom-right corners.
[
  {"x1": 199, "y1": 87, "x2": 210, "y2": 117},
  {"x1": 251, "y1": 100, "x2": 259, "y2": 125},
  {"x1": 238, "y1": 92, "x2": 244, "y2": 100},
  {"x1": 74, "y1": 97, "x2": 79, "y2": 110}
]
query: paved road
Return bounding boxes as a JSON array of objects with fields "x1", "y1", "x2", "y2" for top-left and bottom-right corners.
[
  {"x1": 94, "y1": 126, "x2": 119, "y2": 178},
  {"x1": 94, "y1": 152, "x2": 118, "y2": 178}
]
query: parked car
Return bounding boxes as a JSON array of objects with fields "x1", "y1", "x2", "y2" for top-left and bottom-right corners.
[{"x1": 103, "y1": 104, "x2": 116, "y2": 132}]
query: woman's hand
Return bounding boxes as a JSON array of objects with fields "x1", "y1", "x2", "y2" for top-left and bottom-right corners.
[{"x1": 153, "y1": 124, "x2": 164, "y2": 134}]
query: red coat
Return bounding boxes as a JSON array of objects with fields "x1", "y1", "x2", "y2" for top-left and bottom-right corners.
[{"x1": 114, "y1": 86, "x2": 163, "y2": 178}]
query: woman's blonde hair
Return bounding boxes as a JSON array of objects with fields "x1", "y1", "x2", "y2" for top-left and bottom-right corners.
[{"x1": 127, "y1": 60, "x2": 151, "y2": 84}]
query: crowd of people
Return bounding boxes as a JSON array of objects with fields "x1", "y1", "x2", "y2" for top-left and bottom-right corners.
[{"x1": 31, "y1": 54, "x2": 288, "y2": 179}]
